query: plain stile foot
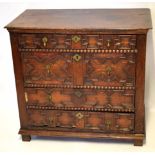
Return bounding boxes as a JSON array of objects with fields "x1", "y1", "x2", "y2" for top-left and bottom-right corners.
[
  {"x1": 134, "y1": 139, "x2": 143, "y2": 146},
  {"x1": 22, "y1": 135, "x2": 31, "y2": 142}
]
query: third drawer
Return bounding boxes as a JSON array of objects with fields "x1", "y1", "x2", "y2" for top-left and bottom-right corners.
[{"x1": 25, "y1": 88, "x2": 135, "y2": 112}]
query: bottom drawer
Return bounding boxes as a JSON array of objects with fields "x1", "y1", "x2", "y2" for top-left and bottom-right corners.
[{"x1": 27, "y1": 110, "x2": 134, "y2": 133}]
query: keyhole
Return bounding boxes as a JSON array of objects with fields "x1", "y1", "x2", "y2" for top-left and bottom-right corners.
[
  {"x1": 42, "y1": 37, "x2": 48, "y2": 47},
  {"x1": 73, "y1": 54, "x2": 81, "y2": 62}
]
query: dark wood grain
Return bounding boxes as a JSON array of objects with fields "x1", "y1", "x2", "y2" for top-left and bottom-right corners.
[{"x1": 5, "y1": 9, "x2": 152, "y2": 30}]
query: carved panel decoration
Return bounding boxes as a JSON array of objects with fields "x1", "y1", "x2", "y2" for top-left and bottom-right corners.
[
  {"x1": 114, "y1": 113, "x2": 134, "y2": 132},
  {"x1": 25, "y1": 88, "x2": 134, "y2": 111},
  {"x1": 27, "y1": 110, "x2": 57, "y2": 128},
  {"x1": 55, "y1": 111, "x2": 76, "y2": 128},
  {"x1": 84, "y1": 53, "x2": 135, "y2": 87},
  {"x1": 85, "y1": 112, "x2": 134, "y2": 132},
  {"x1": 27, "y1": 110, "x2": 134, "y2": 133},
  {"x1": 19, "y1": 34, "x2": 136, "y2": 50},
  {"x1": 21, "y1": 52, "x2": 73, "y2": 85},
  {"x1": 113, "y1": 35, "x2": 136, "y2": 49},
  {"x1": 27, "y1": 110, "x2": 49, "y2": 128}
]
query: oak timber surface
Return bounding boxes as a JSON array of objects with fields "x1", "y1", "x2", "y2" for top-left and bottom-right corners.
[{"x1": 5, "y1": 9, "x2": 152, "y2": 30}]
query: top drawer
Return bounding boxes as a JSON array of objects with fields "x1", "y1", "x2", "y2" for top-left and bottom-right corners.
[{"x1": 18, "y1": 34, "x2": 136, "y2": 50}]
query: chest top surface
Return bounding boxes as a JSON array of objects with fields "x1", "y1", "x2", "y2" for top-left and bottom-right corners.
[{"x1": 5, "y1": 9, "x2": 152, "y2": 31}]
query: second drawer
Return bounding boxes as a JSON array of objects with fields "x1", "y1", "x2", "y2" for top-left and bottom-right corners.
[{"x1": 22, "y1": 52, "x2": 136, "y2": 87}]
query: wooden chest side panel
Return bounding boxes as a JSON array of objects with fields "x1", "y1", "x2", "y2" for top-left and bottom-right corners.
[
  {"x1": 135, "y1": 34, "x2": 146, "y2": 134},
  {"x1": 9, "y1": 33, "x2": 28, "y2": 128}
]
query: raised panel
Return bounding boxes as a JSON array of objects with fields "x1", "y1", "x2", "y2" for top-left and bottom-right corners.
[
  {"x1": 84, "y1": 53, "x2": 135, "y2": 87},
  {"x1": 22, "y1": 52, "x2": 73, "y2": 85},
  {"x1": 27, "y1": 110, "x2": 49, "y2": 127},
  {"x1": 85, "y1": 113, "x2": 134, "y2": 132}
]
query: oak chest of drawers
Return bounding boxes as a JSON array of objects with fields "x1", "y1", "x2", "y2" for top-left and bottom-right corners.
[{"x1": 5, "y1": 9, "x2": 152, "y2": 146}]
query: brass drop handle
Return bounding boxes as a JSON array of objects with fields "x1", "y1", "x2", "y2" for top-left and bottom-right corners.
[
  {"x1": 73, "y1": 54, "x2": 81, "y2": 62},
  {"x1": 46, "y1": 64, "x2": 51, "y2": 74},
  {"x1": 107, "y1": 39, "x2": 111, "y2": 47},
  {"x1": 105, "y1": 120, "x2": 111, "y2": 128},
  {"x1": 106, "y1": 66, "x2": 112, "y2": 76},
  {"x1": 48, "y1": 117, "x2": 53, "y2": 124},
  {"x1": 48, "y1": 94, "x2": 52, "y2": 103},
  {"x1": 42, "y1": 36, "x2": 48, "y2": 47}
]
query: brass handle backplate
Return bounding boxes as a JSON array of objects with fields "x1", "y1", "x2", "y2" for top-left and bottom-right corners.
[
  {"x1": 105, "y1": 120, "x2": 111, "y2": 128},
  {"x1": 76, "y1": 112, "x2": 84, "y2": 119},
  {"x1": 48, "y1": 117, "x2": 54, "y2": 124},
  {"x1": 73, "y1": 54, "x2": 81, "y2": 62},
  {"x1": 46, "y1": 64, "x2": 51, "y2": 74},
  {"x1": 42, "y1": 36, "x2": 48, "y2": 47},
  {"x1": 48, "y1": 94, "x2": 52, "y2": 103},
  {"x1": 106, "y1": 66, "x2": 112, "y2": 76},
  {"x1": 72, "y1": 35, "x2": 81, "y2": 43}
]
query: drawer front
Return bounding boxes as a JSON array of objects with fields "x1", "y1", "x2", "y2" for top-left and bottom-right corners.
[
  {"x1": 22, "y1": 52, "x2": 135, "y2": 87},
  {"x1": 25, "y1": 88, "x2": 134, "y2": 111},
  {"x1": 27, "y1": 110, "x2": 134, "y2": 133},
  {"x1": 19, "y1": 34, "x2": 136, "y2": 50}
]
